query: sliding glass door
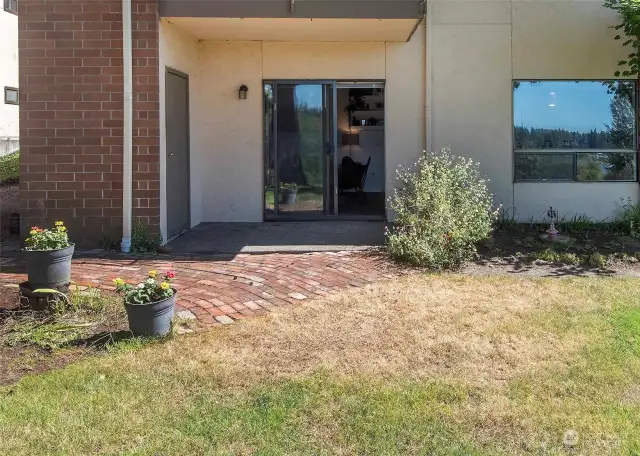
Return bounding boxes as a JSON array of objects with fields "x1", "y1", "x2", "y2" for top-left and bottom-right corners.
[{"x1": 264, "y1": 82, "x2": 337, "y2": 218}]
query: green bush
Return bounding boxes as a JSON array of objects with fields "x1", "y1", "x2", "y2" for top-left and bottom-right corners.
[
  {"x1": 0, "y1": 150, "x2": 19, "y2": 185},
  {"x1": 385, "y1": 149, "x2": 498, "y2": 270},
  {"x1": 619, "y1": 197, "x2": 640, "y2": 238},
  {"x1": 587, "y1": 252, "x2": 607, "y2": 269}
]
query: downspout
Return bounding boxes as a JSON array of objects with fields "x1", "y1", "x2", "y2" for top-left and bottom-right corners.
[{"x1": 121, "y1": 0, "x2": 133, "y2": 253}]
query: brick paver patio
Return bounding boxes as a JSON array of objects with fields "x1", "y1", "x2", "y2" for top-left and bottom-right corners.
[{"x1": 0, "y1": 251, "x2": 404, "y2": 328}]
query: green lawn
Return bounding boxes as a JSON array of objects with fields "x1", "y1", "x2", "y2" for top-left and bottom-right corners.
[{"x1": 1, "y1": 275, "x2": 639, "y2": 455}]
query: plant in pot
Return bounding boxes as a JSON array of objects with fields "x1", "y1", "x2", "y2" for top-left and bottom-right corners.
[
  {"x1": 279, "y1": 182, "x2": 299, "y2": 205},
  {"x1": 114, "y1": 270, "x2": 177, "y2": 337},
  {"x1": 23, "y1": 221, "x2": 74, "y2": 290}
]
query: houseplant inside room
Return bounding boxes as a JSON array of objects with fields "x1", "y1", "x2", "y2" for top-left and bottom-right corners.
[
  {"x1": 23, "y1": 221, "x2": 74, "y2": 290},
  {"x1": 279, "y1": 182, "x2": 299, "y2": 205},
  {"x1": 114, "y1": 270, "x2": 177, "y2": 337}
]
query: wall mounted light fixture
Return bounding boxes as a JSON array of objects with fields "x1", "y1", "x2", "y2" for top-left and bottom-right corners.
[{"x1": 238, "y1": 85, "x2": 248, "y2": 100}]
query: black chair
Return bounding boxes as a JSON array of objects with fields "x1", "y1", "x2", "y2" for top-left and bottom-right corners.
[{"x1": 338, "y1": 156, "x2": 371, "y2": 198}]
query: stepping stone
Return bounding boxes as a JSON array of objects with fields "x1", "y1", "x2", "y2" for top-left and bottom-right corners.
[
  {"x1": 288, "y1": 292, "x2": 307, "y2": 300},
  {"x1": 215, "y1": 315, "x2": 234, "y2": 325},
  {"x1": 176, "y1": 310, "x2": 197, "y2": 320}
]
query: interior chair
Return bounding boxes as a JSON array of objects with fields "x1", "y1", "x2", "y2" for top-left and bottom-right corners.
[{"x1": 338, "y1": 156, "x2": 371, "y2": 201}]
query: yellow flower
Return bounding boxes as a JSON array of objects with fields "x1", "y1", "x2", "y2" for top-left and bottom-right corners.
[
  {"x1": 160, "y1": 282, "x2": 170, "y2": 290},
  {"x1": 55, "y1": 221, "x2": 64, "y2": 226},
  {"x1": 30, "y1": 230, "x2": 37, "y2": 235},
  {"x1": 113, "y1": 278, "x2": 125, "y2": 286},
  {"x1": 148, "y1": 270, "x2": 157, "y2": 278}
]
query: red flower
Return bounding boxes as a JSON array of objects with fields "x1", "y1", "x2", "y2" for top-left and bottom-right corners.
[{"x1": 166, "y1": 271, "x2": 175, "y2": 279}]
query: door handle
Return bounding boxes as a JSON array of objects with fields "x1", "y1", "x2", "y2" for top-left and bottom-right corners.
[{"x1": 169, "y1": 153, "x2": 175, "y2": 157}]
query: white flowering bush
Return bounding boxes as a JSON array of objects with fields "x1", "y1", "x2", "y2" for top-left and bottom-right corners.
[{"x1": 386, "y1": 149, "x2": 499, "y2": 270}]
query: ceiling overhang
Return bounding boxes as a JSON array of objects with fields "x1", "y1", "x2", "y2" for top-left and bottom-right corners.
[{"x1": 164, "y1": 17, "x2": 422, "y2": 42}]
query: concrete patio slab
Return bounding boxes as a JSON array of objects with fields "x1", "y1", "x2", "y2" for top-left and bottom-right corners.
[{"x1": 167, "y1": 221, "x2": 386, "y2": 254}]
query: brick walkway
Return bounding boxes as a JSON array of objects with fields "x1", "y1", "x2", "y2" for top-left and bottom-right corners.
[{"x1": 0, "y1": 251, "x2": 403, "y2": 328}]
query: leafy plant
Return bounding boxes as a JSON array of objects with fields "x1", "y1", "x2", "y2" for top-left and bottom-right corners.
[
  {"x1": 99, "y1": 233, "x2": 119, "y2": 251},
  {"x1": 604, "y1": 0, "x2": 640, "y2": 77},
  {"x1": 619, "y1": 197, "x2": 640, "y2": 238},
  {"x1": 385, "y1": 149, "x2": 499, "y2": 270},
  {"x1": 114, "y1": 270, "x2": 175, "y2": 305},
  {"x1": 531, "y1": 248, "x2": 581, "y2": 266},
  {"x1": 494, "y1": 206, "x2": 521, "y2": 233},
  {"x1": 0, "y1": 150, "x2": 19, "y2": 185},
  {"x1": 279, "y1": 182, "x2": 298, "y2": 192},
  {"x1": 24, "y1": 221, "x2": 71, "y2": 251},
  {"x1": 131, "y1": 222, "x2": 163, "y2": 254},
  {"x1": 588, "y1": 252, "x2": 608, "y2": 268}
]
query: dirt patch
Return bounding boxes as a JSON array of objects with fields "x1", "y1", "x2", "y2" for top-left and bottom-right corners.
[
  {"x1": 0, "y1": 285, "x2": 129, "y2": 386},
  {"x1": 464, "y1": 254, "x2": 640, "y2": 278}
]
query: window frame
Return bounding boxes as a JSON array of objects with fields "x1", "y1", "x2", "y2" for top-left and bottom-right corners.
[
  {"x1": 512, "y1": 79, "x2": 638, "y2": 183},
  {"x1": 4, "y1": 86, "x2": 19, "y2": 105},
  {"x1": 3, "y1": 0, "x2": 17, "y2": 15}
]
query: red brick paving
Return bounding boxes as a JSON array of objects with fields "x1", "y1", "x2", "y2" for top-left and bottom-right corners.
[{"x1": 0, "y1": 251, "x2": 404, "y2": 328}]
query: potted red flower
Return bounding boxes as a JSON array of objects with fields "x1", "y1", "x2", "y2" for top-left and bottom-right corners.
[
  {"x1": 114, "y1": 270, "x2": 177, "y2": 337},
  {"x1": 23, "y1": 221, "x2": 74, "y2": 289}
]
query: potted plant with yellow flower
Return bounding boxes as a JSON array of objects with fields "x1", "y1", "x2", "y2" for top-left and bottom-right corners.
[
  {"x1": 114, "y1": 270, "x2": 177, "y2": 336},
  {"x1": 23, "y1": 221, "x2": 74, "y2": 289}
]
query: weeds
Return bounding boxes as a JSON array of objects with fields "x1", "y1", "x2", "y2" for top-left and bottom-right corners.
[
  {"x1": 495, "y1": 207, "x2": 520, "y2": 233},
  {"x1": 131, "y1": 222, "x2": 163, "y2": 254},
  {"x1": 587, "y1": 252, "x2": 607, "y2": 269},
  {"x1": 0, "y1": 288, "x2": 126, "y2": 351},
  {"x1": 619, "y1": 197, "x2": 640, "y2": 238},
  {"x1": 530, "y1": 248, "x2": 581, "y2": 266},
  {"x1": 99, "y1": 233, "x2": 119, "y2": 251}
]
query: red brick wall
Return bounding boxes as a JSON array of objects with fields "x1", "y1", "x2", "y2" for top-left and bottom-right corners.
[
  {"x1": 132, "y1": 0, "x2": 160, "y2": 231},
  {"x1": 18, "y1": 0, "x2": 160, "y2": 247}
]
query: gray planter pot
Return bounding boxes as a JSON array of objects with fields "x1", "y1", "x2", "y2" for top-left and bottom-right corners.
[
  {"x1": 125, "y1": 289, "x2": 176, "y2": 337},
  {"x1": 24, "y1": 244, "x2": 75, "y2": 289},
  {"x1": 280, "y1": 189, "x2": 298, "y2": 205}
]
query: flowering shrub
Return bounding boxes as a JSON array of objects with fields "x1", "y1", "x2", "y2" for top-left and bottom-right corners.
[
  {"x1": 24, "y1": 221, "x2": 71, "y2": 251},
  {"x1": 386, "y1": 149, "x2": 499, "y2": 270},
  {"x1": 114, "y1": 270, "x2": 176, "y2": 305}
]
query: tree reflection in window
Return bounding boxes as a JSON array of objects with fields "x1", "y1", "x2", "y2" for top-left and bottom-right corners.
[{"x1": 513, "y1": 80, "x2": 637, "y2": 181}]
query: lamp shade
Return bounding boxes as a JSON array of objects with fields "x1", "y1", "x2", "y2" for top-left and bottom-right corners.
[{"x1": 341, "y1": 132, "x2": 360, "y2": 146}]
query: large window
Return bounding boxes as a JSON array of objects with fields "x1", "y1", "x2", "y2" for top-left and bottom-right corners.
[{"x1": 513, "y1": 80, "x2": 637, "y2": 182}]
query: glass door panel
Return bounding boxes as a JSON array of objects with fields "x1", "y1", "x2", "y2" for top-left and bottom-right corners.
[
  {"x1": 263, "y1": 83, "x2": 276, "y2": 216},
  {"x1": 264, "y1": 82, "x2": 337, "y2": 218}
]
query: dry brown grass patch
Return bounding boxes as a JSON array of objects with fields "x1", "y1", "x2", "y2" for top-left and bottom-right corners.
[{"x1": 123, "y1": 275, "x2": 610, "y2": 389}]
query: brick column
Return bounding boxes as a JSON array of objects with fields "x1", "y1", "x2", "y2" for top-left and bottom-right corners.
[
  {"x1": 18, "y1": 0, "x2": 160, "y2": 247},
  {"x1": 131, "y1": 0, "x2": 160, "y2": 232}
]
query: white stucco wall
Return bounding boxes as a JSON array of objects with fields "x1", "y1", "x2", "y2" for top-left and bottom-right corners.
[
  {"x1": 161, "y1": 1, "x2": 636, "y2": 226},
  {"x1": 193, "y1": 41, "x2": 264, "y2": 222},
  {"x1": 170, "y1": 23, "x2": 426, "y2": 223},
  {"x1": 429, "y1": 0, "x2": 637, "y2": 221},
  {"x1": 514, "y1": 182, "x2": 637, "y2": 222},
  {"x1": 0, "y1": 9, "x2": 19, "y2": 155},
  {"x1": 159, "y1": 20, "x2": 200, "y2": 240}
]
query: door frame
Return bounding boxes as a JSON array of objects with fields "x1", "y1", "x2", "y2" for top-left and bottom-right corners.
[
  {"x1": 165, "y1": 67, "x2": 191, "y2": 239},
  {"x1": 263, "y1": 79, "x2": 338, "y2": 220}
]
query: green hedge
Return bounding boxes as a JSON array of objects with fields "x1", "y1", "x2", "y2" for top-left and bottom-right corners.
[{"x1": 0, "y1": 151, "x2": 19, "y2": 185}]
